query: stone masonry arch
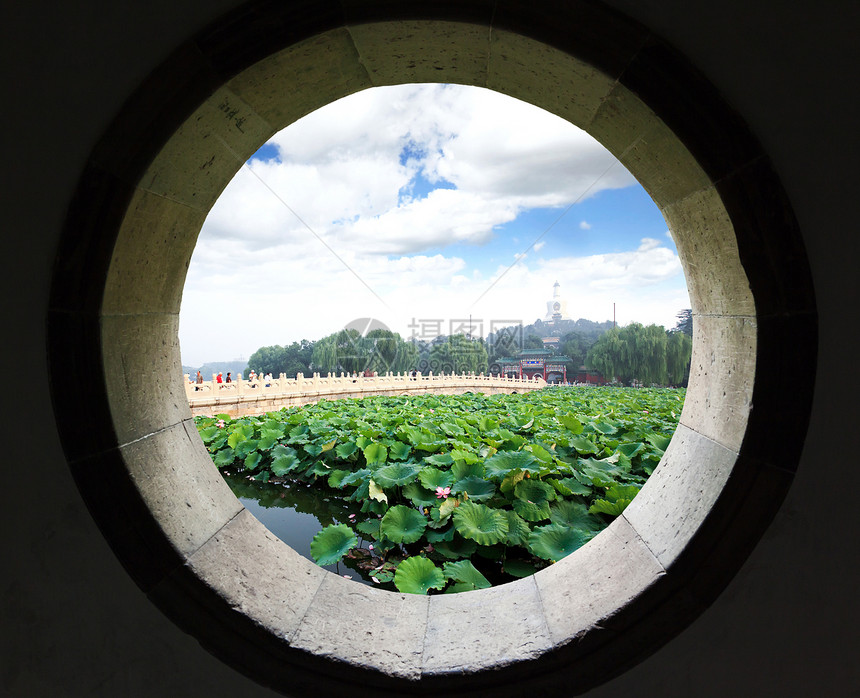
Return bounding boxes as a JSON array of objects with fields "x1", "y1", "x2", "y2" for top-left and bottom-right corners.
[{"x1": 47, "y1": 1, "x2": 815, "y2": 695}]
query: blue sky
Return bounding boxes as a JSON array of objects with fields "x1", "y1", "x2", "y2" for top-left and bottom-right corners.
[{"x1": 179, "y1": 84, "x2": 688, "y2": 367}]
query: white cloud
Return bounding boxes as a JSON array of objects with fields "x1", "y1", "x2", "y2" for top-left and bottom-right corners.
[
  {"x1": 579, "y1": 221, "x2": 592, "y2": 230},
  {"x1": 179, "y1": 85, "x2": 685, "y2": 366},
  {"x1": 533, "y1": 241, "x2": 546, "y2": 252}
]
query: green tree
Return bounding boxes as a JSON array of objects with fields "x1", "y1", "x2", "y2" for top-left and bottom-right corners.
[
  {"x1": 672, "y1": 308, "x2": 693, "y2": 337},
  {"x1": 666, "y1": 330, "x2": 693, "y2": 386},
  {"x1": 586, "y1": 323, "x2": 684, "y2": 386},
  {"x1": 245, "y1": 340, "x2": 315, "y2": 378},
  {"x1": 428, "y1": 335, "x2": 489, "y2": 374},
  {"x1": 245, "y1": 345, "x2": 288, "y2": 378},
  {"x1": 311, "y1": 328, "x2": 418, "y2": 375}
]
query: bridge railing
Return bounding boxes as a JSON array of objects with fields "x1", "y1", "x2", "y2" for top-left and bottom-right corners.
[{"x1": 184, "y1": 370, "x2": 544, "y2": 405}]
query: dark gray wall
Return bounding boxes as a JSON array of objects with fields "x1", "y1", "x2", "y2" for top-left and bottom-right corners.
[{"x1": 2, "y1": 1, "x2": 856, "y2": 695}]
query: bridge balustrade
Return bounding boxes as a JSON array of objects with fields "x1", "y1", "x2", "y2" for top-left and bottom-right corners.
[{"x1": 183, "y1": 371, "x2": 546, "y2": 417}]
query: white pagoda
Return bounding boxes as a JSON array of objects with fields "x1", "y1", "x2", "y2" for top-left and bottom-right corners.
[{"x1": 544, "y1": 281, "x2": 571, "y2": 323}]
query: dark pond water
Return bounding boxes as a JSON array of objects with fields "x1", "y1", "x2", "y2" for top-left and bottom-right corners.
[{"x1": 222, "y1": 472, "x2": 390, "y2": 588}]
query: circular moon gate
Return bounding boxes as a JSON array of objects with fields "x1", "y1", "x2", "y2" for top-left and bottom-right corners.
[{"x1": 47, "y1": 1, "x2": 816, "y2": 695}]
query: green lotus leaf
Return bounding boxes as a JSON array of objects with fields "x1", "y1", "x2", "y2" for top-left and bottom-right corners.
[
  {"x1": 503, "y1": 559, "x2": 537, "y2": 578},
  {"x1": 451, "y1": 461, "x2": 484, "y2": 481},
  {"x1": 443, "y1": 560, "x2": 491, "y2": 591},
  {"x1": 288, "y1": 425, "x2": 309, "y2": 444},
  {"x1": 568, "y1": 436, "x2": 599, "y2": 455},
  {"x1": 373, "y1": 462, "x2": 421, "y2": 488},
  {"x1": 402, "y1": 482, "x2": 439, "y2": 509},
  {"x1": 335, "y1": 441, "x2": 357, "y2": 459},
  {"x1": 388, "y1": 441, "x2": 412, "y2": 461},
  {"x1": 605, "y1": 484, "x2": 641, "y2": 502},
  {"x1": 452, "y1": 501, "x2": 509, "y2": 546},
  {"x1": 418, "y1": 467, "x2": 454, "y2": 491},
  {"x1": 429, "y1": 497, "x2": 460, "y2": 526},
  {"x1": 340, "y1": 468, "x2": 370, "y2": 487},
  {"x1": 233, "y1": 439, "x2": 258, "y2": 459},
  {"x1": 549, "y1": 500, "x2": 605, "y2": 533},
  {"x1": 258, "y1": 428, "x2": 282, "y2": 450},
  {"x1": 361, "y1": 499, "x2": 388, "y2": 515},
  {"x1": 440, "y1": 421, "x2": 464, "y2": 436},
  {"x1": 356, "y1": 519, "x2": 380, "y2": 538},
  {"x1": 500, "y1": 469, "x2": 528, "y2": 495},
  {"x1": 423, "y1": 453, "x2": 453, "y2": 466},
  {"x1": 327, "y1": 469, "x2": 352, "y2": 488},
  {"x1": 591, "y1": 421, "x2": 619, "y2": 435},
  {"x1": 303, "y1": 442, "x2": 324, "y2": 458},
  {"x1": 497, "y1": 429, "x2": 525, "y2": 448},
  {"x1": 646, "y1": 433, "x2": 672, "y2": 452},
  {"x1": 403, "y1": 427, "x2": 446, "y2": 453},
  {"x1": 514, "y1": 478, "x2": 555, "y2": 504},
  {"x1": 305, "y1": 461, "x2": 332, "y2": 477},
  {"x1": 558, "y1": 414, "x2": 583, "y2": 434},
  {"x1": 512, "y1": 498, "x2": 551, "y2": 522},
  {"x1": 478, "y1": 416, "x2": 498, "y2": 431},
  {"x1": 212, "y1": 447, "x2": 235, "y2": 467},
  {"x1": 452, "y1": 476, "x2": 495, "y2": 501},
  {"x1": 227, "y1": 424, "x2": 254, "y2": 448},
  {"x1": 589, "y1": 498, "x2": 632, "y2": 516},
  {"x1": 577, "y1": 457, "x2": 631, "y2": 484},
  {"x1": 380, "y1": 505, "x2": 427, "y2": 544},
  {"x1": 549, "y1": 477, "x2": 592, "y2": 497},
  {"x1": 483, "y1": 451, "x2": 540, "y2": 481},
  {"x1": 394, "y1": 556, "x2": 445, "y2": 595},
  {"x1": 425, "y1": 525, "x2": 456, "y2": 543},
  {"x1": 525, "y1": 443, "x2": 554, "y2": 464},
  {"x1": 363, "y1": 442, "x2": 388, "y2": 466},
  {"x1": 528, "y1": 523, "x2": 589, "y2": 562},
  {"x1": 348, "y1": 479, "x2": 370, "y2": 502},
  {"x1": 244, "y1": 451, "x2": 262, "y2": 471},
  {"x1": 198, "y1": 426, "x2": 219, "y2": 445},
  {"x1": 503, "y1": 510, "x2": 532, "y2": 546},
  {"x1": 310, "y1": 524, "x2": 358, "y2": 566},
  {"x1": 432, "y1": 535, "x2": 477, "y2": 559},
  {"x1": 270, "y1": 448, "x2": 300, "y2": 476},
  {"x1": 615, "y1": 442, "x2": 645, "y2": 459},
  {"x1": 450, "y1": 448, "x2": 480, "y2": 464}
]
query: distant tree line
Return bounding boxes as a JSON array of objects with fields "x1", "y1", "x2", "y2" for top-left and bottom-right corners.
[
  {"x1": 241, "y1": 309, "x2": 692, "y2": 385},
  {"x1": 586, "y1": 321, "x2": 692, "y2": 387}
]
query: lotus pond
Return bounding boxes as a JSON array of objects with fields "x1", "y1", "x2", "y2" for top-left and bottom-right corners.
[{"x1": 197, "y1": 387, "x2": 684, "y2": 594}]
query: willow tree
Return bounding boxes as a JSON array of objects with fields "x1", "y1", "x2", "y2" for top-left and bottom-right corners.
[
  {"x1": 429, "y1": 335, "x2": 489, "y2": 375},
  {"x1": 311, "y1": 328, "x2": 418, "y2": 375},
  {"x1": 586, "y1": 323, "x2": 685, "y2": 386},
  {"x1": 666, "y1": 330, "x2": 693, "y2": 386}
]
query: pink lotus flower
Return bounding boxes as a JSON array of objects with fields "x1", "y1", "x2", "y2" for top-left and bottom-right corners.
[
  {"x1": 372, "y1": 577, "x2": 381, "y2": 584},
  {"x1": 368, "y1": 544, "x2": 374, "y2": 551},
  {"x1": 435, "y1": 486, "x2": 451, "y2": 499},
  {"x1": 216, "y1": 419, "x2": 226, "y2": 428},
  {"x1": 348, "y1": 513, "x2": 355, "y2": 519}
]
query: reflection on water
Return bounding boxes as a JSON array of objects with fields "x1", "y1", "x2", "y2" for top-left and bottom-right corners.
[{"x1": 222, "y1": 472, "x2": 387, "y2": 588}]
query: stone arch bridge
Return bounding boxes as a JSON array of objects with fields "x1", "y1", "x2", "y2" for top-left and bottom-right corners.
[{"x1": 185, "y1": 372, "x2": 546, "y2": 418}]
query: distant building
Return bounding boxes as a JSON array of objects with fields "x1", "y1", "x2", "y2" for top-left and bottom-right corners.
[
  {"x1": 495, "y1": 349, "x2": 573, "y2": 383},
  {"x1": 544, "y1": 281, "x2": 570, "y2": 323}
]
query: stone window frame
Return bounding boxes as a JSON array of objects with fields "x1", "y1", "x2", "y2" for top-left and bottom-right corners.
[{"x1": 47, "y1": 1, "x2": 816, "y2": 694}]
